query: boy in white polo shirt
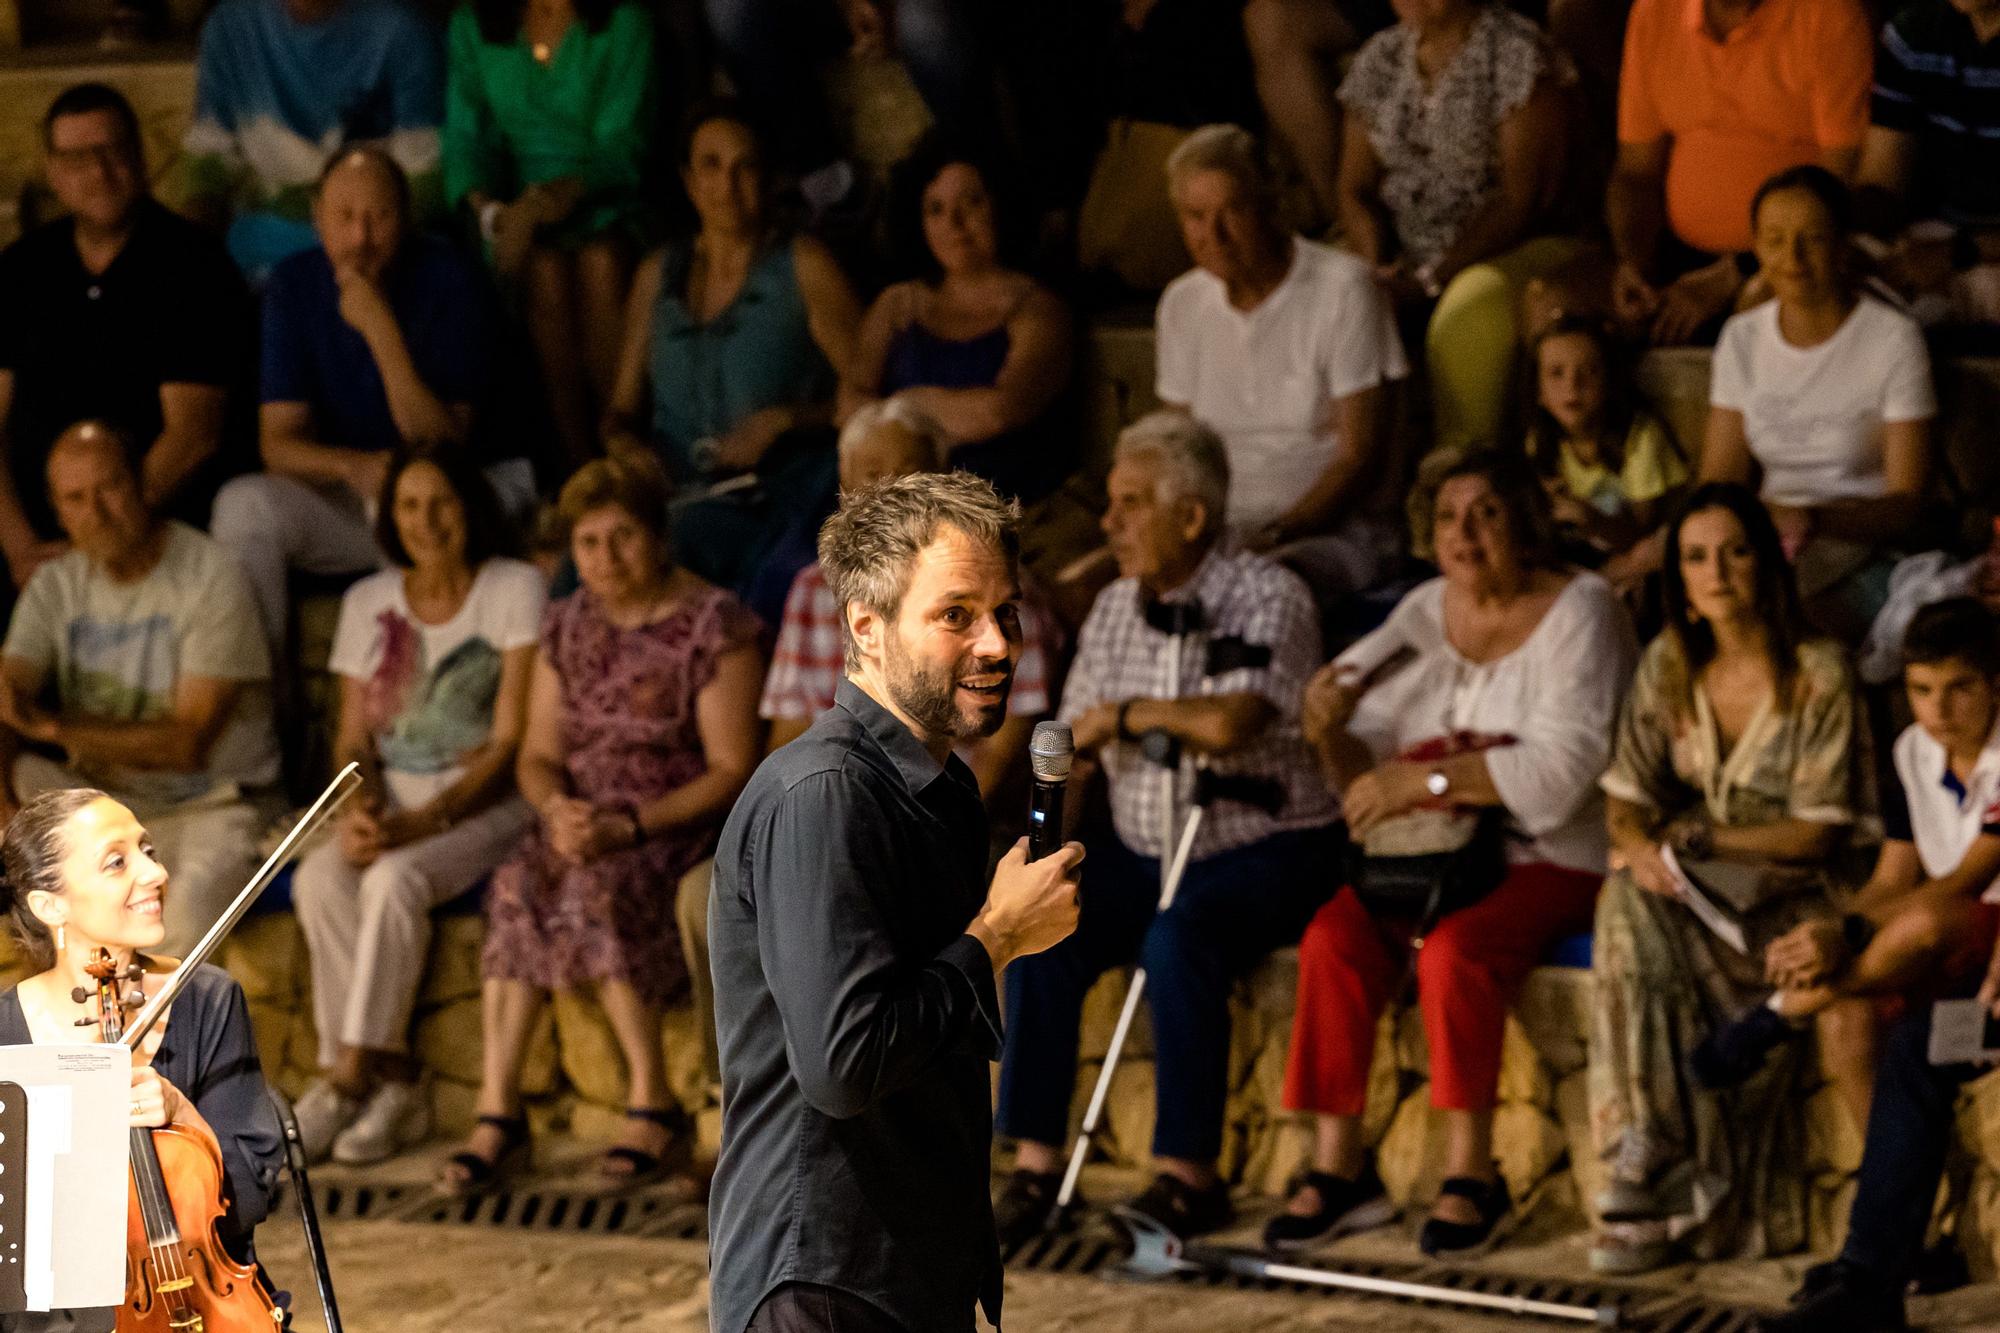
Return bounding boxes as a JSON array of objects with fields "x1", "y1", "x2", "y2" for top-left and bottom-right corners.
[{"x1": 1693, "y1": 596, "x2": 2000, "y2": 1087}]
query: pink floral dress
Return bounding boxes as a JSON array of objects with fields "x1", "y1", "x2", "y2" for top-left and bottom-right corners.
[{"x1": 481, "y1": 583, "x2": 762, "y2": 1006}]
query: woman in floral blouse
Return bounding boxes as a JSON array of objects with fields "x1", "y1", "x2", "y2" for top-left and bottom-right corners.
[{"x1": 1336, "y1": 0, "x2": 1579, "y2": 450}]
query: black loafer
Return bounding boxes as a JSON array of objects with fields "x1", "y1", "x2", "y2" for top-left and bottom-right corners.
[
  {"x1": 1418, "y1": 1172, "x2": 1512, "y2": 1257},
  {"x1": 1762, "y1": 1260, "x2": 1906, "y2": 1332},
  {"x1": 1263, "y1": 1167, "x2": 1399, "y2": 1253},
  {"x1": 994, "y1": 1169, "x2": 1066, "y2": 1250},
  {"x1": 1689, "y1": 1003, "x2": 1803, "y2": 1090},
  {"x1": 1115, "y1": 1172, "x2": 1235, "y2": 1242}
]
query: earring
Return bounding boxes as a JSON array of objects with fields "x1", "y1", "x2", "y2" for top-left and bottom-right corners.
[{"x1": 55, "y1": 922, "x2": 64, "y2": 952}]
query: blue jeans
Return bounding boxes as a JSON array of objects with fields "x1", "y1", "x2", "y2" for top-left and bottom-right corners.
[
  {"x1": 702, "y1": 0, "x2": 994, "y2": 171},
  {"x1": 1839, "y1": 1008, "x2": 1979, "y2": 1285},
  {"x1": 996, "y1": 824, "x2": 1336, "y2": 1163}
]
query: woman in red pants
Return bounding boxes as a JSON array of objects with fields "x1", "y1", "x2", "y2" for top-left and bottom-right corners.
[{"x1": 1270, "y1": 448, "x2": 1638, "y2": 1257}]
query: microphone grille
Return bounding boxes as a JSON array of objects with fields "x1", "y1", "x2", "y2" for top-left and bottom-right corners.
[{"x1": 1029, "y1": 721, "x2": 1074, "y2": 782}]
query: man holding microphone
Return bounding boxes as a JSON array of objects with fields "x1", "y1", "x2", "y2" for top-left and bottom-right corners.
[{"x1": 707, "y1": 470, "x2": 1085, "y2": 1333}]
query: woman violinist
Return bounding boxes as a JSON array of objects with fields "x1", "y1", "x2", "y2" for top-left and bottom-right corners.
[{"x1": 0, "y1": 787, "x2": 283, "y2": 1333}]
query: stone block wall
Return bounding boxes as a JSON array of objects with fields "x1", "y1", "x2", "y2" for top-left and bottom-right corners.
[{"x1": 1066, "y1": 944, "x2": 2000, "y2": 1271}]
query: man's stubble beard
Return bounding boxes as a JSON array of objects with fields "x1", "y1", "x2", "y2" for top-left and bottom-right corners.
[{"x1": 883, "y1": 629, "x2": 1011, "y2": 743}]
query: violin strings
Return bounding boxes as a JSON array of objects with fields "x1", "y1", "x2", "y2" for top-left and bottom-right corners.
[{"x1": 101, "y1": 959, "x2": 195, "y2": 1299}]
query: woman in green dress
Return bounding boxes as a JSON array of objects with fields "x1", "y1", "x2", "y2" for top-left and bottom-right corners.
[
  {"x1": 444, "y1": 0, "x2": 656, "y2": 465},
  {"x1": 1587, "y1": 482, "x2": 1874, "y2": 1276}
]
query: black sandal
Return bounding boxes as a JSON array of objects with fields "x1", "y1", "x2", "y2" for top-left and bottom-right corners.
[
  {"x1": 1418, "y1": 1173, "x2": 1512, "y2": 1257},
  {"x1": 437, "y1": 1113, "x2": 530, "y2": 1198},
  {"x1": 598, "y1": 1105, "x2": 687, "y2": 1190}
]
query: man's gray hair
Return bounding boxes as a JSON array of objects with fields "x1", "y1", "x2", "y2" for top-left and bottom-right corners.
[
  {"x1": 837, "y1": 395, "x2": 950, "y2": 468},
  {"x1": 1115, "y1": 410, "x2": 1231, "y2": 532},
  {"x1": 1165, "y1": 123, "x2": 1277, "y2": 216},
  {"x1": 818, "y1": 470, "x2": 1021, "y2": 671}
]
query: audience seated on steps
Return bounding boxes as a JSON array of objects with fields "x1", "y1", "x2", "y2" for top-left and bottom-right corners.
[
  {"x1": 0, "y1": 422, "x2": 280, "y2": 957},
  {"x1": 1753, "y1": 597, "x2": 2000, "y2": 1332},
  {"x1": 443, "y1": 0, "x2": 657, "y2": 466},
  {"x1": 1855, "y1": 0, "x2": 2000, "y2": 336},
  {"x1": 994, "y1": 411, "x2": 1340, "y2": 1248},
  {"x1": 843, "y1": 134, "x2": 1076, "y2": 510},
  {"x1": 289, "y1": 445, "x2": 544, "y2": 1168},
  {"x1": 1601, "y1": 0, "x2": 1873, "y2": 346},
  {"x1": 178, "y1": 0, "x2": 446, "y2": 281},
  {"x1": 676, "y1": 396, "x2": 1061, "y2": 1097},
  {"x1": 1335, "y1": 0, "x2": 1580, "y2": 451},
  {"x1": 0, "y1": 84, "x2": 251, "y2": 593},
  {"x1": 1157, "y1": 125, "x2": 1408, "y2": 609},
  {"x1": 1697, "y1": 168, "x2": 1935, "y2": 644},
  {"x1": 210, "y1": 146, "x2": 535, "y2": 655},
  {"x1": 442, "y1": 455, "x2": 764, "y2": 1197},
  {"x1": 1277, "y1": 447, "x2": 1636, "y2": 1260},
  {"x1": 601, "y1": 102, "x2": 861, "y2": 626},
  {"x1": 1587, "y1": 484, "x2": 1873, "y2": 1277}
]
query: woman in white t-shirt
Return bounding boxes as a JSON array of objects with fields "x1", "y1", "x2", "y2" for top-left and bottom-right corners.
[
  {"x1": 289, "y1": 446, "x2": 546, "y2": 1168},
  {"x1": 1700, "y1": 166, "x2": 1936, "y2": 640}
]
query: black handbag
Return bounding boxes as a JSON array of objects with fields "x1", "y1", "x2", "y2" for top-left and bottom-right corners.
[{"x1": 1344, "y1": 807, "x2": 1508, "y2": 927}]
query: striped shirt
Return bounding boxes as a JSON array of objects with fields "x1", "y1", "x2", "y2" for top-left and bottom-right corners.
[{"x1": 1873, "y1": 1, "x2": 2000, "y2": 227}]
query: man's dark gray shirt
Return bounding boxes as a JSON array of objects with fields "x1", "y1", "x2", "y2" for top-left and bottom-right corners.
[{"x1": 708, "y1": 677, "x2": 1004, "y2": 1333}]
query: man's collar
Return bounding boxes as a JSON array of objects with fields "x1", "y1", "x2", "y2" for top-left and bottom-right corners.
[
  {"x1": 1140, "y1": 542, "x2": 1223, "y2": 606},
  {"x1": 835, "y1": 676, "x2": 954, "y2": 797},
  {"x1": 1684, "y1": 0, "x2": 1769, "y2": 40}
]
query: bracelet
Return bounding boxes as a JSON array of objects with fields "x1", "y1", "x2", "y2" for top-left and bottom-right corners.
[{"x1": 477, "y1": 200, "x2": 504, "y2": 247}]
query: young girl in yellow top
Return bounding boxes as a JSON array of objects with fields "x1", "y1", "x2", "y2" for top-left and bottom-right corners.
[{"x1": 1523, "y1": 315, "x2": 1688, "y2": 587}]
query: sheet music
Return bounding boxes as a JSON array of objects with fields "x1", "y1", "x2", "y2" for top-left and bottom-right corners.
[
  {"x1": 1660, "y1": 844, "x2": 1750, "y2": 956},
  {"x1": 0, "y1": 1043, "x2": 128, "y2": 1312}
]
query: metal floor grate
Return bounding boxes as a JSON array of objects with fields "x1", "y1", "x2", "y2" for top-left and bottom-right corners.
[
  {"x1": 1000, "y1": 1223, "x2": 1772, "y2": 1331},
  {"x1": 300, "y1": 1181, "x2": 1768, "y2": 1330},
  {"x1": 305, "y1": 1180, "x2": 707, "y2": 1240}
]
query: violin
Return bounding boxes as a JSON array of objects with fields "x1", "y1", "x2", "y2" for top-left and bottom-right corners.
[{"x1": 83, "y1": 950, "x2": 284, "y2": 1333}]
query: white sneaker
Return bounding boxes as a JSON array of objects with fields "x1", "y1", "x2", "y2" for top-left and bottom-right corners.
[
  {"x1": 331, "y1": 1080, "x2": 433, "y2": 1166},
  {"x1": 292, "y1": 1079, "x2": 363, "y2": 1164}
]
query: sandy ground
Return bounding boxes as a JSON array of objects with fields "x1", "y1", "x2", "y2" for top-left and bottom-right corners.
[{"x1": 237, "y1": 1142, "x2": 2000, "y2": 1333}]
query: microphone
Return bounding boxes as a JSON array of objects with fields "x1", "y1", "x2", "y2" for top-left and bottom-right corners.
[{"x1": 1027, "y1": 721, "x2": 1074, "y2": 862}]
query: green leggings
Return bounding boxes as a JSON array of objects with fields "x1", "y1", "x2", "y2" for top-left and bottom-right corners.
[{"x1": 1426, "y1": 235, "x2": 1586, "y2": 451}]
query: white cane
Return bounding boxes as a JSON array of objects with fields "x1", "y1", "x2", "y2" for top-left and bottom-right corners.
[
  {"x1": 1051, "y1": 601, "x2": 1204, "y2": 1222},
  {"x1": 1051, "y1": 785, "x2": 1207, "y2": 1217}
]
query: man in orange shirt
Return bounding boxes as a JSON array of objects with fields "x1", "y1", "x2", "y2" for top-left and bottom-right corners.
[{"x1": 1607, "y1": 0, "x2": 1873, "y2": 343}]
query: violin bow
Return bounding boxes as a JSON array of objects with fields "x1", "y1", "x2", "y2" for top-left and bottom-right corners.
[{"x1": 121, "y1": 762, "x2": 364, "y2": 1050}]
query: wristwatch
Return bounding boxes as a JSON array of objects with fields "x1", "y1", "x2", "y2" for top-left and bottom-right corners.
[{"x1": 1425, "y1": 769, "x2": 1451, "y2": 799}]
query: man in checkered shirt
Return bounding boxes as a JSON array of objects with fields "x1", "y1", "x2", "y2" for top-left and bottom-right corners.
[
  {"x1": 994, "y1": 410, "x2": 1340, "y2": 1245},
  {"x1": 675, "y1": 397, "x2": 1058, "y2": 1092}
]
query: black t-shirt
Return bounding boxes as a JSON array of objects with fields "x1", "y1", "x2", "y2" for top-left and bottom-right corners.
[{"x1": 0, "y1": 200, "x2": 250, "y2": 538}]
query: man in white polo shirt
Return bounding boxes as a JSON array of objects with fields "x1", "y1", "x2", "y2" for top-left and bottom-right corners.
[{"x1": 1156, "y1": 123, "x2": 1408, "y2": 602}]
